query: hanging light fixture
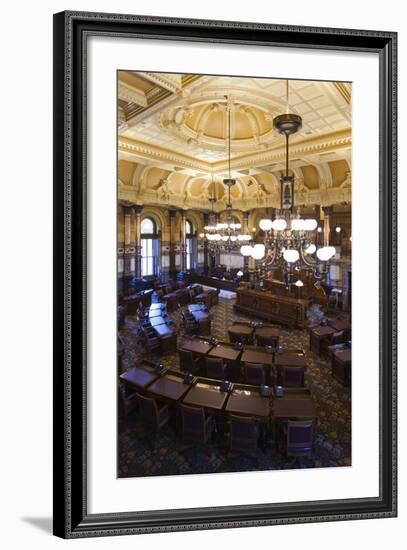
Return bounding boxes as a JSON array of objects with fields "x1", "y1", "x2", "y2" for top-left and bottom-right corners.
[
  {"x1": 241, "y1": 80, "x2": 336, "y2": 284},
  {"x1": 203, "y1": 96, "x2": 251, "y2": 255}
]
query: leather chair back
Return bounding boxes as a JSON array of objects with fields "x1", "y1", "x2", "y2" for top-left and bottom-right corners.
[
  {"x1": 180, "y1": 405, "x2": 208, "y2": 443},
  {"x1": 279, "y1": 366, "x2": 305, "y2": 387},
  {"x1": 136, "y1": 393, "x2": 159, "y2": 429},
  {"x1": 243, "y1": 363, "x2": 266, "y2": 386},
  {"x1": 286, "y1": 420, "x2": 313, "y2": 455},
  {"x1": 205, "y1": 357, "x2": 225, "y2": 380},
  {"x1": 178, "y1": 349, "x2": 195, "y2": 371},
  {"x1": 230, "y1": 415, "x2": 259, "y2": 454}
]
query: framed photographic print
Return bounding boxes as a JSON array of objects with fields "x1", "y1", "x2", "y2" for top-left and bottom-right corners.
[{"x1": 53, "y1": 11, "x2": 397, "y2": 538}]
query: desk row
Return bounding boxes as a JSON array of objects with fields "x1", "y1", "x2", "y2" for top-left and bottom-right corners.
[{"x1": 120, "y1": 362, "x2": 317, "y2": 421}]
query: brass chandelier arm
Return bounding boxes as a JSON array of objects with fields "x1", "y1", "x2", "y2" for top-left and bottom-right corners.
[{"x1": 299, "y1": 247, "x2": 318, "y2": 268}]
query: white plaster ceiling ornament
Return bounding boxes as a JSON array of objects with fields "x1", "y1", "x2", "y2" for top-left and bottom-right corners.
[{"x1": 159, "y1": 95, "x2": 278, "y2": 153}]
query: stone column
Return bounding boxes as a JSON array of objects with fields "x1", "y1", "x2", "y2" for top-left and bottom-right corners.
[
  {"x1": 134, "y1": 205, "x2": 143, "y2": 278},
  {"x1": 322, "y1": 206, "x2": 333, "y2": 247},
  {"x1": 168, "y1": 210, "x2": 176, "y2": 277},
  {"x1": 180, "y1": 210, "x2": 187, "y2": 272},
  {"x1": 123, "y1": 206, "x2": 136, "y2": 281},
  {"x1": 203, "y1": 213, "x2": 209, "y2": 275},
  {"x1": 243, "y1": 210, "x2": 250, "y2": 270}
]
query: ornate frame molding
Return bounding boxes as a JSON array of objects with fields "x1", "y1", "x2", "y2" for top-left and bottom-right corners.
[{"x1": 53, "y1": 10, "x2": 397, "y2": 538}]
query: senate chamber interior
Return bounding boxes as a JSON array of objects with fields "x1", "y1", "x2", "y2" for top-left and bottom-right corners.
[{"x1": 117, "y1": 73, "x2": 352, "y2": 477}]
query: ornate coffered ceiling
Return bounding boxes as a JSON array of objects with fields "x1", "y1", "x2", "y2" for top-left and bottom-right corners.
[{"x1": 117, "y1": 72, "x2": 352, "y2": 211}]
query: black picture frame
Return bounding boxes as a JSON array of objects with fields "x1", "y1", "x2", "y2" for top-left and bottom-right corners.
[{"x1": 53, "y1": 10, "x2": 397, "y2": 538}]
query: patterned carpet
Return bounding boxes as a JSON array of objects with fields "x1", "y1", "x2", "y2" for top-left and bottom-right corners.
[{"x1": 118, "y1": 295, "x2": 351, "y2": 478}]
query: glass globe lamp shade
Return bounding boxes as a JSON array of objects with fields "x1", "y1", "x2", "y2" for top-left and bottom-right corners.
[
  {"x1": 240, "y1": 245, "x2": 252, "y2": 257},
  {"x1": 316, "y1": 246, "x2": 336, "y2": 261},
  {"x1": 213, "y1": 234, "x2": 221, "y2": 242},
  {"x1": 336, "y1": 226, "x2": 342, "y2": 233},
  {"x1": 236, "y1": 270, "x2": 244, "y2": 277},
  {"x1": 272, "y1": 219, "x2": 287, "y2": 231},
  {"x1": 259, "y1": 219, "x2": 273, "y2": 231},
  {"x1": 230, "y1": 236, "x2": 237, "y2": 242},
  {"x1": 305, "y1": 243, "x2": 316, "y2": 254},
  {"x1": 291, "y1": 219, "x2": 305, "y2": 231},
  {"x1": 317, "y1": 227, "x2": 323, "y2": 233},
  {"x1": 294, "y1": 280, "x2": 304, "y2": 287},
  {"x1": 222, "y1": 236, "x2": 229, "y2": 242},
  {"x1": 304, "y1": 219, "x2": 318, "y2": 231},
  {"x1": 283, "y1": 249, "x2": 300, "y2": 263},
  {"x1": 251, "y1": 243, "x2": 266, "y2": 260}
]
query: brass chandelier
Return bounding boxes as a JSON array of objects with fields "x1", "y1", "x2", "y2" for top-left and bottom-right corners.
[
  {"x1": 240, "y1": 81, "x2": 336, "y2": 284},
  {"x1": 202, "y1": 97, "x2": 252, "y2": 255}
]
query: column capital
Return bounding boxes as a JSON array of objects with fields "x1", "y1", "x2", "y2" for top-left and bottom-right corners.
[
  {"x1": 134, "y1": 204, "x2": 143, "y2": 215},
  {"x1": 322, "y1": 206, "x2": 333, "y2": 217},
  {"x1": 169, "y1": 209, "x2": 177, "y2": 220},
  {"x1": 123, "y1": 205, "x2": 133, "y2": 216}
]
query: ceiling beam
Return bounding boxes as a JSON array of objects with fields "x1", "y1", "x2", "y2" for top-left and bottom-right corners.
[{"x1": 118, "y1": 81, "x2": 148, "y2": 107}]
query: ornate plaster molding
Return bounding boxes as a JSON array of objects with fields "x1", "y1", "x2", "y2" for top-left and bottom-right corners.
[
  {"x1": 140, "y1": 72, "x2": 182, "y2": 93},
  {"x1": 117, "y1": 81, "x2": 147, "y2": 107},
  {"x1": 118, "y1": 128, "x2": 351, "y2": 175}
]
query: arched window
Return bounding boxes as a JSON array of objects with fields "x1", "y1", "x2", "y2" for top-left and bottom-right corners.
[
  {"x1": 141, "y1": 217, "x2": 158, "y2": 277},
  {"x1": 141, "y1": 217, "x2": 155, "y2": 235},
  {"x1": 185, "y1": 219, "x2": 194, "y2": 270}
]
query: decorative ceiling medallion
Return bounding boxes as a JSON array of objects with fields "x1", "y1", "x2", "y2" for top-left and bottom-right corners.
[{"x1": 159, "y1": 94, "x2": 279, "y2": 153}]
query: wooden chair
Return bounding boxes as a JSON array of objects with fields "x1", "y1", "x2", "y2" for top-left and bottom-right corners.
[
  {"x1": 180, "y1": 405, "x2": 213, "y2": 444},
  {"x1": 283, "y1": 420, "x2": 313, "y2": 457},
  {"x1": 229, "y1": 415, "x2": 259, "y2": 456},
  {"x1": 205, "y1": 357, "x2": 226, "y2": 380},
  {"x1": 278, "y1": 366, "x2": 305, "y2": 388},
  {"x1": 255, "y1": 333, "x2": 279, "y2": 348},
  {"x1": 136, "y1": 393, "x2": 169, "y2": 434},
  {"x1": 180, "y1": 310, "x2": 198, "y2": 336},
  {"x1": 160, "y1": 332, "x2": 177, "y2": 354},
  {"x1": 118, "y1": 385, "x2": 138, "y2": 417},
  {"x1": 321, "y1": 330, "x2": 346, "y2": 357},
  {"x1": 243, "y1": 363, "x2": 266, "y2": 386},
  {"x1": 142, "y1": 328, "x2": 161, "y2": 353},
  {"x1": 178, "y1": 349, "x2": 201, "y2": 374},
  {"x1": 227, "y1": 361, "x2": 243, "y2": 383},
  {"x1": 326, "y1": 342, "x2": 348, "y2": 360}
]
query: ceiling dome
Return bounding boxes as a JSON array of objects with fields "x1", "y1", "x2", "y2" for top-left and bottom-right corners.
[
  {"x1": 160, "y1": 98, "x2": 276, "y2": 153},
  {"x1": 185, "y1": 102, "x2": 272, "y2": 141}
]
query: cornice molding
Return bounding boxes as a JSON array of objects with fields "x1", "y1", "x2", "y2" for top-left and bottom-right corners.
[
  {"x1": 118, "y1": 185, "x2": 352, "y2": 211},
  {"x1": 118, "y1": 137, "x2": 209, "y2": 172},
  {"x1": 118, "y1": 129, "x2": 352, "y2": 174},
  {"x1": 140, "y1": 72, "x2": 182, "y2": 93}
]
